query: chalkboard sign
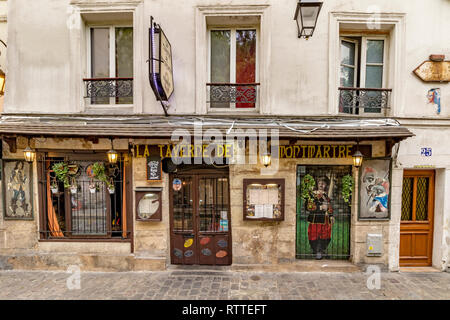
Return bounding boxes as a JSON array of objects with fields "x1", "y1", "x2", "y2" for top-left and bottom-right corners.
[{"x1": 147, "y1": 156, "x2": 162, "y2": 181}]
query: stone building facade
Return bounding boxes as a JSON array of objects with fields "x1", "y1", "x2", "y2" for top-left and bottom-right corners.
[{"x1": 0, "y1": 0, "x2": 448, "y2": 272}]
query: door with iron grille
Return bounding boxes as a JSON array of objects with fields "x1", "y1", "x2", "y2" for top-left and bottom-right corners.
[
  {"x1": 170, "y1": 169, "x2": 231, "y2": 265},
  {"x1": 400, "y1": 170, "x2": 435, "y2": 266},
  {"x1": 296, "y1": 166, "x2": 352, "y2": 260}
]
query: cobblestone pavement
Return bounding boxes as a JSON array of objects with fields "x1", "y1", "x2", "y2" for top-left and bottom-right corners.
[{"x1": 0, "y1": 270, "x2": 448, "y2": 300}]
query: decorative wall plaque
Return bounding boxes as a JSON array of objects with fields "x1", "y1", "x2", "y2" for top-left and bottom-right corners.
[{"x1": 2, "y1": 159, "x2": 33, "y2": 220}]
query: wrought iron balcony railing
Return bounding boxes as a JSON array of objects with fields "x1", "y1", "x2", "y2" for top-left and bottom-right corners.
[
  {"x1": 339, "y1": 87, "x2": 392, "y2": 114},
  {"x1": 207, "y1": 83, "x2": 260, "y2": 107},
  {"x1": 83, "y1": 78, "x2": 133, "y2": 99}
]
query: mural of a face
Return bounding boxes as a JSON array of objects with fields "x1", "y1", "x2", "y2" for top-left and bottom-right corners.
[{"x1": 362, "y1": 168, "x2": 376, "y2": 196}]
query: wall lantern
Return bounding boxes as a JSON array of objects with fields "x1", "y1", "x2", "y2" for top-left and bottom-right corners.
[
  {"x1": 23, "y1": 138, "x2": 36, "y2": 163},
  {"x1": 294, "y1": 0, "x2": 323, "y2": 39},
  {"x1": 262, "y1": 152, "x2": 272, "y2": 167},
  {"x1": 352, "y1": 150, "x2": 364, "y2": 167},
  {"x1": 107, "y1": 139, "x2": 118, "y2": 164}
]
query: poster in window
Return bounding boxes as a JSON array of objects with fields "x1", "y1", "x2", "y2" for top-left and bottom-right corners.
[
  {"x1": 243, "y1": 179, "x2": 284, "y2": 221},
  {"x1": 2, "y1": 159, "x2": 33, "y2": 220},
  {"x1": 359, "y1": 158, "x2": 391, "y2": 220}
]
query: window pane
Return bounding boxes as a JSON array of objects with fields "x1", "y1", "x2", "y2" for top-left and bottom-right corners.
[
  {"x1": 301, "y1": 7, "x2": 320, "y2": 27},
  {"x1": 401, "y1": 178, "x2": 413, "y2": 221},
  {"x1": 341, "y1": 41, "x2": 355, "y2": 66},
  {"x1": 211, "y1": 30, "x2": 230, "y2": 83},
  {"x1": 340, "y1": 66, "x2": 355, "y2": 87},
  {"x1": 91, "y1": 28, "x2": 110, "y2": 104},
  {"x1": 115, "y1": 27, "x2": 133, "y2": 104},
  {"x1": 210, "y1": 30, "x2": 231, "y2": 108},
  {"x1": 415, "y1": 178, "x2": 429, "y2": 221},
  {"x1": 236, "y1": 30, "x2": 256, "y2": 108},
  {"x1": 365, "y1": 65, "x2": 383, "y2": 88},
  {"x1": 366, "y1": 40, "x2": 384, "y2": 64}
]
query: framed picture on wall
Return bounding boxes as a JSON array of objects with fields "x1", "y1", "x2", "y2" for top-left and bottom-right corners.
[
  {"x1": 358, "y1": 158, "x2": 392, "y2": 220},
  {"x1": 2, "y1": 159, "x2": 34, "y2": 220}
]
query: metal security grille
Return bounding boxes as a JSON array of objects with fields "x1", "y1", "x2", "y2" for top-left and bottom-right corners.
[
  {"x1": 296, "y1": 165, "x2": 352, "y2": 260},
  {"x1": 416, "y1": 177, "x2": 429, "y2": 221},
  {"x1": 401, "y1": 177, "x2": 413, "y2": 221}
]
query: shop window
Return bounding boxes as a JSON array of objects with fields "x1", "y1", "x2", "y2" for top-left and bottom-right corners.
[
  {"x1": 37, "y1": 153, "x2": 130, "y2": 240},
  {"x1": 85, "y1": 26, "x2": 133, "y2": 105},
  {"x1": 207, "y1": 27, "x2": 259, "y2": 110},
  {"x1": 339, "y1": 36, "x2": 390, "y2": 115}
]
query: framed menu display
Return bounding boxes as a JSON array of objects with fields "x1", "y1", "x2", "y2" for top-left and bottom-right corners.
[
  {"x1": 243, "y1": 179, "x2": 285, "y2": 221},
  {"x1": 135, "y1": 187, "x2": 162, "y2": 221}
]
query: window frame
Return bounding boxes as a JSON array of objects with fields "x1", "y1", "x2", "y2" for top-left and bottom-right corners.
[
  {"x1": 86, "y1": 23, "x2": 134, "y2": 107},
  {"x1": 37, "y1": 151, "x2": 133, "y2": 242},
  {"x1": 207, "y1": 25, "x2": 260, "y2": 112},
  {"x1": 339, "y1": 34, "x2": 389, "y2": 115}
]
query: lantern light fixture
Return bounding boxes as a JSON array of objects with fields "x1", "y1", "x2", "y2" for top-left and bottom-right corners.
[
  {"x1": 107, "y1": 138, "x2": 118, "y2": 164},
  {"x1": 0, "y1": 39, "x2": 6, "y2": 96},
  {"x1": 262, "y1": 152, "x2": 272, "y2": 167},
  {"x1": 23, "y1": 138, "x2": 36, "y2": 163},
  {"x1": 352, "y1": 150, "x2": 364, "y2": 167},
  {"x1": 294, "y1": 0, "x2": 323, "y2": 40}
]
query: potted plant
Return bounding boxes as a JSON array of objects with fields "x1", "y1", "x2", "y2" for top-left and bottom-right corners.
[
  {"x1": 88, "y1": 181, "x2": 97, "y2": 194},
  {"x1": 69, "y1": 177, "x2": 78, "y2": 194},
  {"x1": 50, "y1": 179, "x2": 59, "y2": 194},
  {"x1": 342, "y1": 174, "x2": 354, "y2": 206},
  {"x1": 52, "y1": 162, "x2": 71, "y2": 189},
  {"x1": 92, "y1": 162, "x2": 114, "y2": 192},
  {"x1": 107, "y1": 178, "x2": 115, "y2": 194}
]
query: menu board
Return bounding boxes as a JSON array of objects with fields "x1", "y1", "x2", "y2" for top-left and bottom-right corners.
[
  {"x1": 147, "y1": 156, "x2": 162, "y2": 181},
  {"x1": 243, "y1": 179, "x2": 284, "y2": 221}
]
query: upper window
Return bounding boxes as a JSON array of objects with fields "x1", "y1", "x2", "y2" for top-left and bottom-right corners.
[
  {"x1": 339, "y1": 35, "x2": 391, "y2": 115},
  {"x1": 207, "y1": 27, "x2": 259, "y2": 110},
  {"x1": 85, "y1": 26, "x2": 133, "y2": 105}
]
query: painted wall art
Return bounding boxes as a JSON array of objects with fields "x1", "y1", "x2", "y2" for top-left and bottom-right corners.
[
  {"x1": 359, "y1": 158, "x2": 391, "y2": 220},
  {"x1": 427, "y1": 88, "x2": 441, "y2": 115},
  {"x1": 3, "y1": 160, "x2": 33, "y2": 220}
]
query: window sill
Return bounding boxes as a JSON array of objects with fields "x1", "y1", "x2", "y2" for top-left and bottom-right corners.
[
  {"x1": 84, "y1": 105, "x2": 135, "y2": 115},
  {"x1": 38, "y1": 238, "x2": 131, "y2": 243}
]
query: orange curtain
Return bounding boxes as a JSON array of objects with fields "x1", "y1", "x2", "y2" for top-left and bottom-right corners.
[
  {"x1": 46, "y1": 171, "x2": 64, "y2": 237},
  {"x1": 122, "y1": 158, "x2": 127, "y2": 239}
]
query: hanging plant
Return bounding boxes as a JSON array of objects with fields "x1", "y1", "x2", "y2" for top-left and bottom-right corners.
[
  {"x1": 69, "y1": 177, "x2": 78, "y2": 194},
  {"x1": 342, "y1": 174, "x2": 354, "y2": 205},
  {"x1": 50, "y1": 178, "x2": 59, "y2": 194},
  {"x1": 92, "y1": 162, "x2": 114, "y2": 189},
  {"x1": 52, "y1": 162, "x2": 71, "y2": 188},
  {"x1": 300, "y1": 174, "x2": 316, "y2": 208}
]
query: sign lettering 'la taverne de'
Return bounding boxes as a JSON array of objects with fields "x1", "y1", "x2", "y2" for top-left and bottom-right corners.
[{"x1": 134, "y1": 144, "x2": 354, "y2": 159}]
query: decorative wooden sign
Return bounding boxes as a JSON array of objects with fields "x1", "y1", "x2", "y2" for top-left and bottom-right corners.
[
  {"x1": 414, "y1": 60, "x2": 450, "y2": 82},
  {"x1": 279, "y1": 145, "x2": 353, "y2": 159},
  {"x1": 135, "y1": 144, "x2": 234, "y2": 159}
]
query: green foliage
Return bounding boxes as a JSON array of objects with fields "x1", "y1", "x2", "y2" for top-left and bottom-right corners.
[
  {"x1": 300, "y1": 174, "x2": 316, "y2": 205},
  {"x1": 342, "y1": 174, "x2": 354, "y2": 205},
  {"x1": 92, "y1": 162, "x2": 114, "y2": 189},
  {"x1": 52, "y1": 162, "x2": 71, "y2": 188}
]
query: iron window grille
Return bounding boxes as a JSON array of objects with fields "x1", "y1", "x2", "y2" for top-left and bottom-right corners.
[
  {"x1": 37, "y1": 153, "x2": 130, "y2": 240},
  {"x1": 206, "y1": 83, "x2": 260, "y2": 106}
]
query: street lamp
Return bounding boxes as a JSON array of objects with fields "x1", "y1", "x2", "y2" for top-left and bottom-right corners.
[
  {"x1": 294, "y1": 0, "x2": 323, "y2": 39},
  {"x1": 0, "y1": 39, "x2": 7, "y2": 96},
  {"x1": 352, "y1": 150, "x2": 364, "y2": 167}
]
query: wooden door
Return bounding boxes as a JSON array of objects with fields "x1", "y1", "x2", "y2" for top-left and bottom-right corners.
[
  {"x1": 400, "y1": 170, "x2": 435, "y2": 266},
  {"x1": 169, "y1": 169, "x2": 231, "y2": 265}
]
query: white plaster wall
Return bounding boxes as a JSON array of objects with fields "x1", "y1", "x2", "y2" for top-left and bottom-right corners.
[{"x1": 3, "y1": 0, "x2": 450, "y2": 117}]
